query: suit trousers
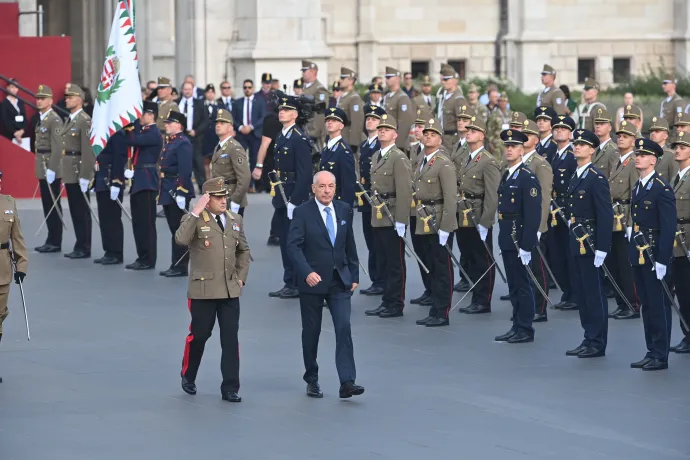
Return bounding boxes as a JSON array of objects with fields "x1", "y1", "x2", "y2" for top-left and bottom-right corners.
[
  {"x1": 410, "y1": 216, "x2": 431, "y2": 293},
  {"x1": 39, "y1": 178, "x2": 63, "y2": 247},
  {"x1": 360, "y1": 210, "x2": 382, "y2": 285},
  {"x1": 277, "y1": 207, "x2": 295, "y2": 287},
  {"x1": 65, "y1": 183, "x2": 92, "y2": 253},
  {"x1": 96, "y1": 190, "x2": 123, "y2": 258},
  {"x1": 163, "y1": 200, "x2": 189, "y2": 269},
  {"x1": 270, "y1": 208, "x2": 280, "y2": 238},
  {"x1": 239, "y1": 134, "x2": 261, "y2": 188},
  {"x1": 545, "y1": 220, "x2": 574, "y2": 302},
  {"x1": 673, "y1": 256, "x2": 690, "y2": 338},
  {"x1": 609, "y1": 232, "x2": 640, "y2": 311},
  {"x1": 300, "y1": 271, "x2": 356, "y2": 385},
  {"x1": 130, "y1": 190, "x2": 157, "y2": 266},
  {"x1": 530, "y1": 239, "x2": 549, "y2": 315},
  {"x1": 572, "y1": 256, "x2": 608, "y2": 351},
  {"x1": 457, "y1": 227, "x2": 496, "y2": 307},
  {"x1": 181, "y1": 297, "x2": 240, "y2": 392},
  {"x1": 502, "y1": 251, "x2": 535, "y2": 336},
  {"x1": 634, "y1": 264, "x2": 672, "y2": 361},
  {"x1": 422, "y1": 234, "x2": 454, "y2": 319},
  {"x1": 373, "y1": 226, "x2": 406, "y2": 310}
]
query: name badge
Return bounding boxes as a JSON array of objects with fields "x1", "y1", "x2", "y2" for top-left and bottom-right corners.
[
  {"x1": 15, "y1": 115, "x2": 24, "y2": 123},
  {"x1": 200, "y1": 226, "x2": 210, "y2": 232}
]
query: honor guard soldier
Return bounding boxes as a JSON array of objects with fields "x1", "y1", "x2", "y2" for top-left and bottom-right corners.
[
  {"x1": 158, "y1": 111, "x2": 194, "y2": 277},
  {"x1": 622, "y1": 104, "x2": 643, "y2": 137},
  {"x1": 176, "y1": 178, "x2": 251, "y2": 402},
  {"x1": 412, "y1": 75, "x2": 435, "y2": 113},
  {"x1": 300, "y1": 60, "x2": 329, "y2": 150},
  {"x1": 466, "y1": 83, "x2": 490, "y2": 123},
  {"x1": 268, "y1": 96, "x2": 313, "y2": 299},
  {"x1": 534, "y1": 107, "x2": 558, "y2": 163},
  {"x1": 367, "y1": 83, "x2": 384, "y2": 107},
  {"x1": 154, "y1": 77, "x2": 180, "y2": 131},
  {"x1": 210, "y1": 109, "x2": 250, "y2": 216},
  {"x1": 60, "y1": 83, "x2": 94, "y2": 259},
  {"x1": 661, "y1": 73, "x2": 686, "y2": 144},
  {"x1": 576, "y1": 78, "x2": 606, "y2": 131},
  {"x1": 649, "y1": 116, "x2": 679, "y2": 181},
  {"x1": 670, "y1": 132, "x2": 690, "y2": 353},
  {"x1": 124, "y1": 101, "x2": 163, "y2": 270},
  {"x1": 509, "y1": 111, "x2": 528, "y2": 130},
  {"x1": 494, "y1": 130, "x2": 541, "y2": 343},
  {"x1": 486, "y1": 92, "x2": 513, "y2": 157},
  {"x1": 536, "y1": 64, "x2": 567, "y2": 114},
  {"x1": 34, "y1": 84, "x2": 64, "y2": 253},
  {"x1": 628, "y1": 139, "x2": 676, "y2": 371},
  {"x1": 321, "y1": 107, "x2": 357, "y2": 206},
  {"x1": 454, "y1": 114, "x2": 500, "y2": 315},
  {"x1": 564, "y1": 129, "x2": 613, "y2": 358},
  {"x1": 337, "y1": 68, "x2": 365, "y2": 159},
  {"x1": 358, "y1": 105, "x2": 385, "y2": 296},
  {"x1": 413, "y1": 118, "x2": 458, "y2": 327},
  {"x1": 293, "y1": 78, "x2": 304, "y2": 96},
  {"x1": 382, "y1": 67, "x2": 415, "y2": 151},
  {"x1": 437, "y1": 64, "x2": 467, "y2": 150},
  {"x1": 364, "y1": 114, "x2": 412, "y2": 318},
  {"x1": 592, "y1": 108, "x2": 617, "y2": 178},
  {"x1": 608, "y1": 120, "x2": 641, "y2": 319},
  {"x1": 675, "y1": 111, "x2": 690, "y2": 137}
]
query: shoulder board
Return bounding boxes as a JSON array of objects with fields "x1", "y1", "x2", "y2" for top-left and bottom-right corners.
[
  {"x1": 656, "y1": 177, "x2": 669, "y2": 187},
  {"x1": 201, "y1": 210, "x2": 210, "y2": 222},
  {"x1": 225, "y1": 210, "x2": 236, "y2": 220},
  {"x1": 79, "y1": 112, "x2": 91, "y2": 120},
  {"x1": 293, "y1": 127, "x2": 303, "y2": 136},
  {"x1": 549, "y1": 139, "x2": 557, "y2": 146}
]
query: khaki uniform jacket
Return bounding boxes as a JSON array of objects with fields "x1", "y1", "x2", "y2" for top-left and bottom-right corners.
[
  {"x1": 60, "y1": 110, "x2": 95, "y2": 184},
  {"x1": 592, "y1": 139, "x2": 617, "y2": 179},
  {"x1": 303, "y1": 79, "x2": 329, "y2": 141},
  {"x1": 337, "y1": 90, "x2": 364, "y2": 148},
  {"x1": 409, "y1": 143, "x2": 424, "y2": 217},
  {"x1": 383, "y1": 89, "x2": 415, "y2": 151},
  {"x1": 156, "y1": 100, "x2": 180, "y2": 130},
  {"x1": 486, "y1": 109, "x2": 512, "y2": 157},
  {"x1": 673, "y1": 167, "x2": 690, "y2": 258},
  {"x1": 34, "y1": 109, "x2": 64, "y2": 179},
  {"x1": 522, "y1": 151, "x2": 553, "y2": 233},
  {"x1": 370, "y1": 145, "x2": 412, "y2": 227},
  {"x1": 661, "y1": 94, "x2": 686, "y2": 144},
  {"x1": 413, "y1": 94, "x2": 435, "y2": 118},
  {"x1": 0, "y1": 195, "x2": 28, "y2": 286},
  {"x1": 536, "y1": 86, "x2": 567, "y2": 114},
  {"x1": 576, "y1": 101, "x2": 606, "y2": 131},
  {"x1": 439, "y1": 88, "x2": 467, "y2": 149},
  {"x1": 210, "y1": 137, "x2": 251, "y2": 208},
  {"x1": 656, "y1": 146, "x2": 679, "y2": 182},
  {"x1": 469, "y1": 102, "x2": 490, "y2": 124},
  {"x1": 175, "y1": 209, "x2": 251, "y2": 299},
  {"x1": 412, "y1": 152, "x2": 458, "y2": 234},
  {"x1": 455, "y1": 147, "x2": 500, "y2": 229},
  {"x1": 608, "y1": 151, "x2": 639, "y2": 232}
]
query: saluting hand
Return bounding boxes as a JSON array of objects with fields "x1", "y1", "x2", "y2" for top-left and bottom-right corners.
[
  {"x1": 192, "y1": 193, "x2": 210, "y2": 216},
  {"x1": 306, "y1": 272, "x2": 322, "y2": 287}
]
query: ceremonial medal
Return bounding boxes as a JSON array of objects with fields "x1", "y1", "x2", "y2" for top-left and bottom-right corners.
[{"x1": 204, "y1": 240, "x2": 210, "y2": 248}]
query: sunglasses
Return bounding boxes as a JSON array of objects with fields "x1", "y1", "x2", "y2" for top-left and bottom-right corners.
[
  {"x1": 243, "y1": 86, "x2": 253, "y2": 89},
  {"x1": 221, "y1": 86, "x2": 231, "y2": 89}
]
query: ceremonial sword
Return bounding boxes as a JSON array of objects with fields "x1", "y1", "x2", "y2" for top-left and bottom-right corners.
[
  {"x1": 458, "y1": 195, "x2": 507, "y2": 283},
  {"x1": 674, "y1": 226, "x2": 690, "y2": 264},
  {"x1": 510, "y1": 226, "x2": 556, "y2": 309},
  {"x1": 41, "y1": 161, "x2": 67, "y2": 229},
  {"x1": 35, "y1": 183, "x2": 67, "y2": 237},
  {"x1": 9, "y1": 246, "x2": 29, "y2": 341},
  {"x1": 104, "y1": 177, "x2": 133, "y2": 222}
]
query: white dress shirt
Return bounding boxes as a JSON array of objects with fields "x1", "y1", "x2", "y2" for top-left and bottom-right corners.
[
  {"x1": 179, "y1": 97, "x2": 194, "y2": 131},
  {"x1": 523, "y1": 150, "x2": 537, "y2": 163},
  {"x1": 637, "y1": 170, "x2": 656, "y2": 193},
  {"x1": 40, "y1": 109, "x2": 53, "y2": 122},
  {"x1": 218, "y1": 135, "x2": 232, "y2": 150},
  {"x1": 241, "y1": 95, "x2": 254, "y2": 129},
  {"x1": 556, "y1": 143, "x2": 572, "y2": 160},
  {"x1": 281, "y1": 123, "x2": 296, "y2": 136},
  {"x1": 576, "y1": 161, "x2": 592, "y2": 178},
  {"x1": 316, "y1": 200, "x2": 337, "y2": 240},
  {"x1": 617, "y1": 150, "x2": 634, "y2": 167},
  {"x1": 540, "y1": 134, "x2": 552, "y2": 148},
  {"x1": 469, "y1": 146, "x2": 483, "y2": 161},
  {"x1": 421, "y1": 150, "x2": 438, "y2": 171},
  {"x1": 327, "y1": 135, "x2": 342, "y2": 150},
  {"x1": 69, "y1": 108, "x2": 83, "y2": 122},
  {"x1": 379, "y1": 143, "x2": 395, "y2": 158},
  {"x1": 367, "y1": 135, "x2": 378, "y2": 146},
  {"x1": 599, "y1": 138, "x2": 611, "y2": 150},
  {"x1": 677, "y1": 165, "x2": 690, "y2": 183},
  {"x1": 506, "y1": 161, "x2": 522, "y2": 178},
  {"x1": 211, "y1": 211, "x2": 227, "y2": 229}
]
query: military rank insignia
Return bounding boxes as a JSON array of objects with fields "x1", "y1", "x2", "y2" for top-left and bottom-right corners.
[{"x1": 232, "y1": 223, "x2": 240, "y2": 232}]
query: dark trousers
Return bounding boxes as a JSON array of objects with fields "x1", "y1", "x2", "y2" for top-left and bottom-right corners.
[
  {"x1": 39, "y1": 178, "x2": 62, "y2": 247},
  {"x1": 270, "y1": 208, "x2": 280, "y2": 238},
  {"x1": 634, "y1": 264, "x2": 672, "y2": 361},
  {"x1": 455, "y1": 230, "x2": 472, "y2": 283},
  {"x1": 411, "y1": 216, "x2": 431, "y2": 293},
  {"x1": 609, "y1": 232, "x2": 640, "y2": 311},
  {"x1": 457, "y1": 227, "x2": 495, "y2": 307},
  {"x1": 239, "y1": 134, "x2": 261, "y2": 188},
  {"x1": 191, "y1": 145, "x2": 207, "y2": 194},
  {"x1": 163, "y1": 201, "x2": 189, "y2": 269},
  {"x1": 360, "y1": 211, "x2": 382, "y2": 285},
  {"x1": 96, "y1": 190, "x2": 123, "y2": 259},
  {"x1": 545, "y1": 220, "x2": 573, "y2": 302},
  {"x1": 300, "y1": 271, "x2": 356, "y2": 385},
  {"x1": 422, "y1": 234, "x2": 454, "y2": 319},
  {"x1": 502, "y1": 250, "x2": 535, "y2": 336},
  {"x1": 373, "y1": 226, "x2": 406, "y2": 310},
  {"x1": 64, "y1": 183, "x2": 92, "y2": 252},
  {"x1": 277, "y1": 207, "x2": 295, "y2": 287},
  {"x1": 530, "y1": 240, "x2": 549, "y2": 315},
  {"x1": 572, "y1": 256, "x2": 608, "y2": 351},
  {"x1": 130, "y1": 191, "x2": 157, "y2": 266},
  {"x1": 673, "y1": 256, "x2": 690, "y2": 338},
  {"x1": 181, "y1": 297, "x2": 240, "y2": 392}
]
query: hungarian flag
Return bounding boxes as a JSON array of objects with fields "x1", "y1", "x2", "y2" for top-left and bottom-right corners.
[{"x1": 90, "y1": 0, "x2": 141, "y2": 155}]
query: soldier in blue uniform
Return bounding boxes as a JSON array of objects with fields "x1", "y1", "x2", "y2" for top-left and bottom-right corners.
[
  {"x1": 320, "y1": 107, "x2": 356, "y2": 206},
  {"x1": 534, "y1": 106, "x2": 558, "y2": 163},
  {"x1": 494, "y1": 130, "x2": 541, "y2": 344},
  {"x1": 358, "y1": 105, "x2": 386, "y2": 295},
  {"x1": 564, "y1": 129, "x2": 613, "y2": 358},
  {"x1": 628, "y1": 138, "x2": 676, "y2": 371},
  {"x1": 124, "y1": 101, "x2": 163, "y2": 270},
  {"x1": 268, "y1": 96, "x2": 313, "y2": 299},
  {"x1": 158, "y1": 111, "x2": 194, "y2": 277}
]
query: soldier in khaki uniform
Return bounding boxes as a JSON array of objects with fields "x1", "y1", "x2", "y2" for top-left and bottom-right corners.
[
  {"x1": 576, "y1": 78, "x2": 606, "y2": 131},
  {"x1": 622, "y1": 104, "x2": 643, "y2": 137},
  {"x1": 675, "y1": 111, "x2": 690, "y2": 137},
  {"x1": 592, "y1": 108, "x2": 618, "y2": 178},
  {"x1": 34, "y1": 84, "x2": 65, "y2": 253},
  {"x1": 301, "y1": 60, "x2": 329, "y2": 150},
  {"x1": 210, "y1": 108, "x2": 250, "y2": 216},
  {"x1": 364, "y1": 114, "x2": 412, "y2": 319},
  {"x1": 486, "y1": 92, "x2": 512, "y2": 157},
  {"x1": 60, "y1": 83, "x2": 95, "y2": 259},
  {"x1": 337, "y1": 67, "x2": 365, "y2": 161},
  {"x1": 154, "y1": 77, "x2": 180, "y2": 131},
  {"x1": 412, "y1": 75, "x2": 435, "y2": 113},
  {"x1": 649, "y1": 116, "x2": 679, "y2": 181},
  {"x1": 382, "y1": 67, "x2": 415, "y2": 151},
  {"x1": 437, "y1": 64, "x2": 467, "y2": 150},
  {"x1": 661, "y1": 73, "x2": 686, "y2": 144},
  {"x1": 467, "y1": 83, "x2": 490, "y2": 123},
  {"x1": 608, "y1": 120, "x2": 641, "y2": 319},
  {"x1": 536, "y1": 64, "x2": 567, "y2": 115},
  {"x1": 176, "y1": 178, "x2": 251, "y2": 403}
]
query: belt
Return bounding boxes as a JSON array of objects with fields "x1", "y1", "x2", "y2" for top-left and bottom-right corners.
[
  {"x1": 613, "y1": 200, "x2": 631, "y2": 205},
  {"x1": 375, "y1": 192, "x2": 396, "y2": 199},
  {"x1": 570, "y1": 216, "x2": 596, "y2": 224},
  {"x1": 498, "y1": 213, "x2": 521, "y2": 220},
  {"x1": 633, "y1": 224, "x2": 659, "y2": 232},
  {"x1": 160, "y1": 172, "x2": 178, "y2": 178},
  {"x1": 135, "y1": 163, "x2": 158, "y2": 170},
  {"x1": 421, "y1": 199, "x2": 443, "y2": 205},
  {"x1": 36, "y1": 149, "x2": 51, "y2": 154},
  {"x1": 224, "y1": 179, "x2": 237, "y2": 185},
  {"x1": 276, "y1": 171, "x2": 296, "y2": 181},
  {"x1": 0, "y1": 243, "x2": 8, "y2": 250},
  {"x1": 678, "y1": 218, "x2": 690, "y2": 224},
  {"x1": 444, "y1": 130, "x2": 457, "y2": 135},
  {"x1": 459, "y1": 192, "x2": 484, "y2": 200},
  {"x1": 63, "y1": 150, "x2": 81, "y2": 156}
]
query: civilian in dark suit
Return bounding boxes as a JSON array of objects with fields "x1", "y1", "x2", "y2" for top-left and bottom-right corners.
[
  {"x1": 0, "y1": 80, "x2": 27, "y2": 141},
  {"x1": 233, "y1": 79, "x2": 266, "y2": 190},
  {"x1": 178, "y1": 82, "x2": 209, "y2": 193},
  {"x1": 216, "y1": 81, "x2": 234, "y2": 111},
  {"x1": 287, "y1": 170, "x2": 365, "y2": 399}
]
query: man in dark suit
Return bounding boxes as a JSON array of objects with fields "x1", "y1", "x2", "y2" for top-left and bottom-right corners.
[
  {"x1": 233, "y1": 79, "x2": 266, "y2": 191},
  {"x1": 178, "y1": 82, "x2": 209, "y2": 193},
  {"x1": 287, "y1": 170, "x2": 365, "y2": 399},
  {"x1": 0, "y1": 79, "x2": 27, "y2": 142},
  {"x1": 216, "y1": 81, "x2": 234, "y2": 110}
]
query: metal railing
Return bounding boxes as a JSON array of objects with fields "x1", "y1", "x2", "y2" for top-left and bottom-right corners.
[{"x1": 0, "y1": 75, "x2": 70, "y2": 117}]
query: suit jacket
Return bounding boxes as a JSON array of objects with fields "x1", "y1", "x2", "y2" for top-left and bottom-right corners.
[
  {"x1": 0, "y1": 97, "x2": 26, "y2": 140},
  {"x1": 287, "y1": 199, "x2": 359, "y2": 294},
  {"x1": 412, "y1": 151, "x2": 458, "y2": 234},
  {"x1": 216, "y1": 97, "x2": 233, "y2": 111},
  {"x1": 177, "y1": 97, "x2": 207, "y2": 146},
  {"x1": 33, "y1": 109, "x2": 63, "y2": 179},
  {"x1": 370, "y1": 145, "x2": 412, "y2": 227},
  {"x1": 94, "y1": 128, "x2": 127, "y2": 192},
  {"x1": 202, "y1": 103, "x2": 220, "y2": 156},
  {"x1": 232, "y1": 96, "x2": 266, "y2": 140},
  {"x1": 59, "y1": 110, "x2": 95, "y2": 183},
  {"x1": 608, "y1": 151, "x2": 639, "y2": 232},
  {"x1": 337, "y1": 91, "x2": 365, "y2": 149},
  {"x1": 455, "y1": 147, "x2": 501, "y2": 229},
  {"x1": 210, "y1": 137, "x2": 251, "y2": 207}
]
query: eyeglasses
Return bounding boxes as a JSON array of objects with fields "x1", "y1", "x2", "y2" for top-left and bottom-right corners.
[
  {"x1": 221, "y1": 86, "x2": 231, "y2": 89},
  {"x1": 243, "y1": 86, "x2": 252, "y2": 89}
]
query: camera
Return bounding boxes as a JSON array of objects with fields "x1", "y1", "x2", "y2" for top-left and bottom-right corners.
[{"x1": 269, "y1": 90, "x2": 326, "y2": 126}]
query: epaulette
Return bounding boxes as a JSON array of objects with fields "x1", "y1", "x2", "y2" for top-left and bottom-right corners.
[
  {"x1": 225, "y1": 210, "x2": 236, "y2": 220},
  {"x1": 201, "y1": 210, "x2": 210, "y2": 222},
  {"x1": 549, "y1": 139, "x2": 557, "y2": 146},
  {"x1": 656, "y1": 177, "x2": 670, "y2": 187},
  {"x1": 79, "y1": 111, "x2": 91, "y2": 120}
]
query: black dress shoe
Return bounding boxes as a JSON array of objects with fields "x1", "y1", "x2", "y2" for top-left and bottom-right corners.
[
  {"x1": 613, "y1": 309, "x2": 640, "y2": 320},
  {"x1": 65, "y1": 251, "x2": 90, "y2": 259},
  {"x1": 425, "y1": 317, "x2": 449, "y2": 327},
  {"x1": 533, "y1": 313, "x2": 548, "y2": 323},
  {"x1": 415, "y1": 316, "x2": 433, "y2": 325},
  {"x1": 494, "y1": 330, "x2": 517, "y2": 342},
  {"x1": 457, "y1": 304, "x2": 471, "y2": 313},
  {"x1": 642, "y1": 358, "x2": 668, "y2": 371},
  {"x1": 94, "y1": 256, "x2": 105, "y2": 264},
  {"x1": 379, "y1": 308, "x2": 403, "y2": 318},
  {"x1": 365, "y1": 304, "x2": 386, "y2": 316},
  {"x1": 465, "y1": 304, "x2": 491, "y2": 314},
  {"x1": 566, "y1": 344, "x2": 587, "y2": 356},
  {"x1": 608, "y1": 307, "x2": 625, "y2": 318},
  {"x1": 306, "y1": 381, "x2": 323, "y2": 398},
  {"x1": 279, "y1": 287, "x2": 299, "y2": 299},
  {"x1": 35, "y1": 244, "x2": 61, "y2": 253},
  {"x1": 221, "y1": 391, "x2": 242, "y2": 402},
  {"x1": 410, "y1": 292, "x2": 430, "y2": 304},
  {"x1": 126, "y1": 261, "x2": 155, "y2": 270},
  {"x1": 269, "y1": 285, "x2": 289, "y2": 297},
  {"x1": 674, "y1": 341, "x2": 690, "y2": 354},
  {"x1": 159, "y1": 268, "x2": 187, "y2": 277},
  {"x1": 100, "y1": 256, "x2": 123, "y2": 265},
  {"x1": 500, "y1": 294, "x2": 510, "y2": 301},
  {"x1": 453, "y1": 279, "x2": 470, "y2": 292},
  {"x1": 181, "y1": 374, "x2": 196, "y2": 395},
  {"x1": 630, "y1": 357, "x2": 652, "y2": 369},
  {"x1": 507, "y1": 332, "x2": 534, "y2": 343},
  {"x1": 266, "y1": 235, "x2": 280, "y2": 246},
  {"x1": 361, "y1": 284, "x2": 384, "y2": 296},
  {"x1": 577, "y1": 347, "x2": 605, "y2": 358},
  {"x1": 419, "y1": 296, "x2": 434, "y2": 306},
  {"x1": 339, "y1": 381, "x2": 364, "y2": 398},
  {"x1": 558, "y1": 302, "x2": 578, "y2": 311}
]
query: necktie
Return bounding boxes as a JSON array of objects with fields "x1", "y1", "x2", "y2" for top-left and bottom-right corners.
[
  {"x1": 324, "y1": 207, "x2": 335, "y2": 245},
  {"x1": 184, "y1": 100, "x2": 189, "y2": 114},
  {"x1": 465, "y1": 153, "x2": 472, "y2": 167},
  {"x1": 216, "y1": 214, "x2": 224, "y2": 231},
  {"x1": 426, "y1": 96, "x2": 431, "y2": 106},
  {"x1": 674, "y1": 174, "x2": 681, "y2": 187},
  {"x1": 246, "y1": 98, "x2": 251, "y2": 125},
  {"x1": 616, "y1": 159, "x2": 623, "y2": 170},
  {"x1": 420, "y1": 156, "x2": 428, "y2": 172},
  {"x1": 501, "y1": 170, "x2": 510, "y2": 184}
]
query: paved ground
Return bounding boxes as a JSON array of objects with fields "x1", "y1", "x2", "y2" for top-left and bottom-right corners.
[{"x1": 0, "y1": 193, "x2": 688, "y2": 460}]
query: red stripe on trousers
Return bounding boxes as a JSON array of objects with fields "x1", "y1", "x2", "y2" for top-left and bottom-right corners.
[
  {"x1": 632, "y1": 281, "x2": 640, "y2": 312},
  {"x1": 181, "y1": 298, "x2": 194, "y2": 376}
]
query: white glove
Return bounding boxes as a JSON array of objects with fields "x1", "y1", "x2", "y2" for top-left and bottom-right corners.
[
  {"x1": 478, "y1": 224, "x2": 488, "y2": 242},
  {"x1": 519, "y1": 248, "x2": 531, "y2": 266},
  {"x1": 287, "y1": 203, "x2": 296, "y2": 220},
  {"x1": 594, "y1": 250, "x2": 606, "y2": 268},
  {"x1": 438, "y1": 229, "x2": 449, "y2": 246},
  {"x1": 109, "y1": 186, "x2": 120, "y2": 201},
  {"x1": 655, "y1": 262, "x2": 667, "y2": 280},
  {"x1": 124, "y1": 168, "x2": 134, "y2": 179},
  {"x1": 176, "y1": 196, "x2": 186, "y2": 210},
  {"x1": 567, "y1": 220, "x2": 571, "y2": 228},
  {"x1": 536, "y1": 231, "x2": 542, "y2": 241},
  {"x1": 79, "y1": 178, "x2": 89, "y2": 193},
  {"x1": 230, "y1": 201, "x2": 240, "y2": 213},
  {"x1": 626, "y1": 226, "x2": 632, "y2": 241},
  {"x1": 46, "y1": 168, "x2": 56, "y2": 184},
  {"x1": 395, "y1": 222, "x2": 406, "y2": 238}
]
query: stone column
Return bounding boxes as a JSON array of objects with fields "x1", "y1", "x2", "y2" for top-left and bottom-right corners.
[
  {"x1": 356, "y1": 0, "x2": 377, "y2": 83},
  {"x1": 174, "y1": 0, "x2": 194, "y2": 85},
  {"x1": 673, "y1": 0, "x2": 690, "y2": 76}
]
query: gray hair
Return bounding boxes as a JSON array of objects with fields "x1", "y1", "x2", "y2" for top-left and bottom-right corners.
[{"x1": 313, "y1": 170, "x2": 336, "y2": 185}]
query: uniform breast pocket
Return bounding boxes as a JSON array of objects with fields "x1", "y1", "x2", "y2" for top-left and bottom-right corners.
[
  {"x1": 191, "y1": 271, "x2": 214, "y2": 297},
  {"x1": 1, "y1": 215, "x2": 13, "y2": 237},
  {"x1": 677, "y1": 194, "x2": 690, "y2": 217}
]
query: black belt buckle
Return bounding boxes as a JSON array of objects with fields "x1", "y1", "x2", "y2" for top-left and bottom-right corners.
[{"x1": 0, "y1": 242, "x2": 9, "y2": 250}]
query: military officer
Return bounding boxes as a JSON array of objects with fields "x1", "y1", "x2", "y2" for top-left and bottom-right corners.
[
  {"x1": 300, "y1": 60, "x2": 329, "y2": 150},
  {"x1": 509, "y1": 111, "x2": 528, "y2": 130},
  {"x1": 576, "y1": 78, "x2": 606, "y2": 131},
  {"x1": 437, "y1": 64, "x2": 467, "y2": 150},
  {"x1": 675, "y1": 111, "x2": 690, "y2": 137},
  {"x1": 412, "y1": 75, "x2": 435, "y2": 113},
  {"x1": 493, "y1": 130, "x2": 541, "y2": 344},
  {"x1": 536, "y1": 65, "x2": 567, "y2": 114},
  {"x1": 661, "y1": 73, "x2": 686, "y2": 144},
  {"x1": 158, "y1": 111, "x2": 194, "y2": 277},
  {"x1": 293, "y1": 78, "x2": 304, "y2": 96},
  {"x1": 154, "y1": 77, "x2": 180, "y2": 131},
  {"x1": 364, "y1": 114, "x2": 412, "y2": 319},
  {"x1": 413, "y1": 118, "x2": 458, "y2": 327},
  {"x1": 329, "y1": 81, "x2": 342, "y2": 108},
  {"x1": 628, "y1": 139, "x2": 676, "y2": 371},
  {"x1": 337, "y1": 68, "x2": 365, "y2": 158},
  {"x1": 382, "y1": 67, "x2": 415, "y2": 151},
  {"x1": 592, "y1": 108, "x2": 617, "y2": 178},
  {"x1": 564, "y1": 129, "x2": 613, "y2": 358},
  {"x1": 622, "y1": 104, "x2": 643, "y2": 137},
  {"x1": 34, "y1": 84, "x2": 64, "y2": 253},
  {"x1": 534, "y1": 107, "x2": 559, "y2": 163},
  {"x1": 608, "y1": 120, "x2": 641, "y2": 319},
  {"x1": 367, "y1": 83, "x2": 384, "y2": 107},
  {"x1": 176, "y1": 177, "x2": 251, "y2": 402},
  {"x1": 649, "y1": 116, "x2": 679, "y2": 181},
  {"x1": 358, "y1": 105, "x2": 386, "y2": 296},
  {"x1": 486, "y1": 91, "x2": 512, "y2": 157},
  {"x1": 60, "y1": 83, "x2": 94, "y2": 259},
  {"x1": 320, "y1": 107, "x2": 357, "y2": 206},
  {"x1": 210, "y1": 108, "x2": 250, "y2": 216},
  {"x1": 123, "y1": 101, "x2": 162, "y2": 270},
  {"x1": 467, "y1": 83, "x2": 490, "y2": 123}
]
